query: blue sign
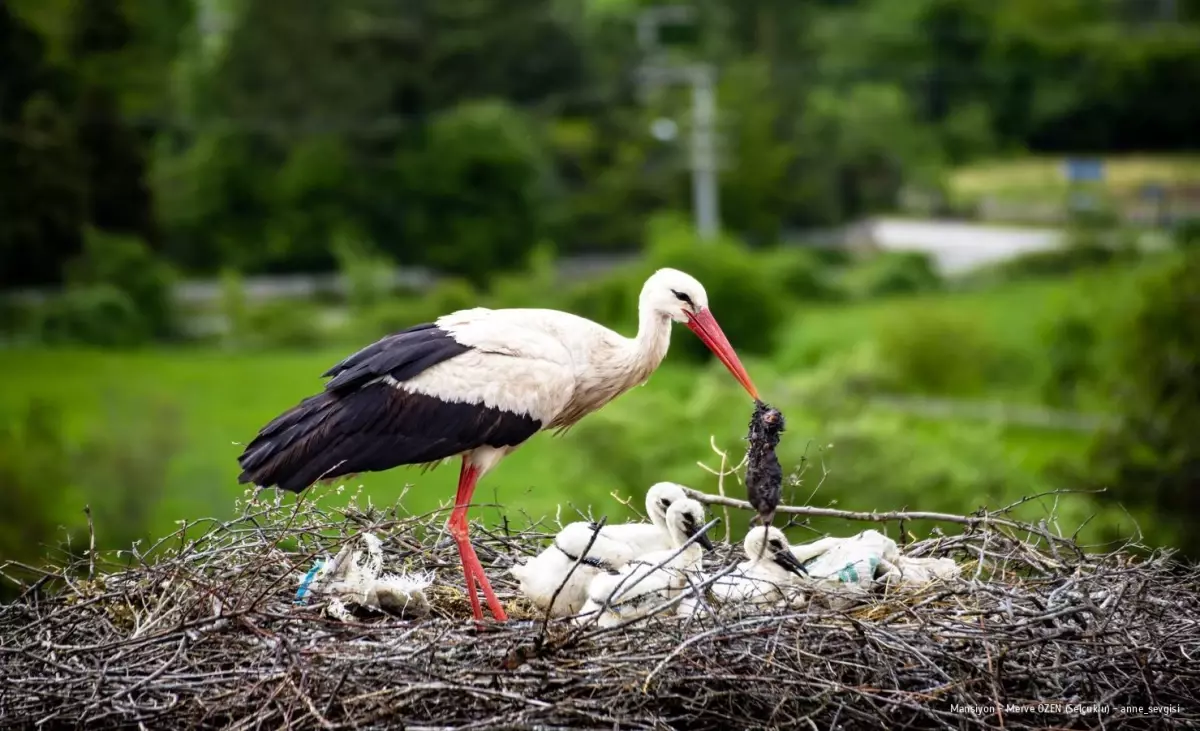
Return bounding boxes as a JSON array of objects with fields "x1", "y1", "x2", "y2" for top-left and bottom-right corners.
[{"x1": 1063, "y1": 158, "x2": 1105, "y2": 183}]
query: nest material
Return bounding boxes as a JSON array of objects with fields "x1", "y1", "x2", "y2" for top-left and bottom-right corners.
[{"x1": 1, "y1": 490, "x2": 1199, "y2": 731}]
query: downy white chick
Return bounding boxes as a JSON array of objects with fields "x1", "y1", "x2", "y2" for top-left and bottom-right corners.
[
  {"x1": 577, "y1": 498, "x2": 714, "y2": 628},
  {"x1": 714, "y1": 526, "x2": 808, "y2": 604},
  {"x1": 679, "y1": 526, "x2": 808, "y2": 618},
  {"x1": 510, "y1": 482, "x2": 689, "y2": 617}
]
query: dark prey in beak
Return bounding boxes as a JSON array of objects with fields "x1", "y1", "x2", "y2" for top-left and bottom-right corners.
[{"x1": 745, "y1": 399, "x2": 786, "y2": 528}]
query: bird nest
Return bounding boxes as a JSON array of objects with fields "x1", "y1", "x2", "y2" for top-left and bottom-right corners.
[{"x1": 1, "y1": 486, "x2": 1198, "y2": 731}]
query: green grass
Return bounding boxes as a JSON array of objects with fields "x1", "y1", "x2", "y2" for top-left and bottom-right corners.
[
  {"x1": 776, "y1": 262, "x2": 1148, "y2": 404},
  {"x1": 0, "y1": 347, "x2": 704, "y2": 534}
]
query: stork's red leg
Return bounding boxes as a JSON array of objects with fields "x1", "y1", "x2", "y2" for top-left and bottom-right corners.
[{"x1": 449, "y1": 459, "x2": 508, "y2": 621}]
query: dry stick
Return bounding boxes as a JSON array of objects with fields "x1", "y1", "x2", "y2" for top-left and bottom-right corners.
[
  {"x1": 696, "y1": 435, "x2": 741, "y2": 544},
  {"x1": 679, "y1": 487, "x2": 1081, "y2": 550},
  {"x1": 4, "y1": 487, "x2": 1199, "y2": 730},
  {"x1": 536, "y1": 516, "x2": 608, "y2": 643},
  {"x1": 83, "y1": 505, "x2": 96, "y2": 581}
]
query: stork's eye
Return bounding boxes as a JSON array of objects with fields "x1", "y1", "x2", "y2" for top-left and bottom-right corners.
[{"x1": 670, "y1": 289, "x2": 694, "y2": 306}]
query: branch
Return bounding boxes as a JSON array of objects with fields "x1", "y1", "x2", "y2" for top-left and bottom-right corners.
[{"x1": 678, "y1": 486, "x2": 1088, "y2": 549}]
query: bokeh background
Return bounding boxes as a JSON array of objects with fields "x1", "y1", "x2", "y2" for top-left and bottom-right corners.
[{"x1": 2, "y1": 0, "x2": 1199, "y2": 575}]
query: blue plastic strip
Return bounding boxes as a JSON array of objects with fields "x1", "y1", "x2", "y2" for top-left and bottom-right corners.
[{"x1": 295, "y1": 560, "x2": 325, "y2": 604}]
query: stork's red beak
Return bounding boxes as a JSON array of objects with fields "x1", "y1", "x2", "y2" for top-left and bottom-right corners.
[{"x1": 685, "y1": 309, "x2": 760, "y2": 400}]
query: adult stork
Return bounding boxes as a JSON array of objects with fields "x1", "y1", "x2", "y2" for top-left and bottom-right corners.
[{"x1": 236, "y1": 268, "x2": 759, "y2": 622}]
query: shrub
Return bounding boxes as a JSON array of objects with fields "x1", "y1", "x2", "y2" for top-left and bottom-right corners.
[
  {"x1": 640, "y1": 214, "x2": 788, "y2": 362},
  {"x1": 875, "y1": 310, "x2": 1028, "y2": 397},
  {"x1": 760, "y1": 248, "x2": 847, "y2": 303},
  {"x1": 358, "y1": 279, "x2": 481, "y2": 339},
  {"x1": 1084, "y1": 250, "x2": 1200, "y2": 558},
  {"x1": 848, "y1": 250, "x2": 942, "y2": 298},
  {"x1": 559, "y1": 266, "x2": 641, "y2": 332},
  {"x1": 0, "y1": 399, "x2": 72, "y2": 572},
  {"x1": 0, "y1": 299, "x2": 37, "y2": 343},
  {"x1": 243, "y1": 300, "x2": 329, "y2": 350},
  {"x1": 0, "y1": 395, "x2": 182, "y2": 582},
  {"x1": 36, "y1": 284, "x2": 146, "y2": 347},
  {"x1": 65, "y1": 228, "x2": 179, "y2": 341},
  {"x1": 1175, "y1": 217, "x2": 1200, "y2": 249},
  {"x1": 1041, "y1": 311, "x2": 1099, "y2": 408},
  {"x1": 74, "y1": 395, "x2": 182, "y2": 553},
  {"x1": 332, "y1": 235, "x2": 396, "y2": 314}
]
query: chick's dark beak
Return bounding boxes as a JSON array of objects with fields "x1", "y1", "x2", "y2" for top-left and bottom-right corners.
[{"x1": 772, "y1": 547, "x2": 808, "y2": 577}]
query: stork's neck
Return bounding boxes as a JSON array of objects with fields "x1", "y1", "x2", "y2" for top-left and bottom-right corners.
[{"x1": 628, "y1": 304, "x2": 673, "y2": 384}]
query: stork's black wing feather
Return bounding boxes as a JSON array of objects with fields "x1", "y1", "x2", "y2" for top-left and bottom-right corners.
[
  {"x1": 237, "y1": 322, "x2": 540, "y2": 493},
  {"x1": 321, "y1": 322, "x2": 472, "y2": 393}
]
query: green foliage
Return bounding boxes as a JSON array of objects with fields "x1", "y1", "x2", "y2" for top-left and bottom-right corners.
[
  {"x1": 559, "y1": 266, "x2": 643, "y2": 331},
  {"x1": 0, "y1": 399, "x2": 72, "y2": 571},
  {"x1": 357, "y1": 279, "x2": 481, "y2": 340},
  {"x1": 400, "y1": 101, "x2": 554, "y2": 285},
  {"x1": 1174, "y1": 218, "x2": 1200, "y2": 250},
  {"x1": 1041, "y1": 311, "x2": 1098, "y2": 408},
  {"x1": 760, "y1": 248, "x2": 848, "y2": 303},
  {"x1": 846, "y1": 251, "x2": 943, "y2": 298},
  {"x1": 241, "y1": 300, "x2": 329, "y2": 350},
  {"x1": 332, "y1": 235, "x2": 396, "y2": 315},
  {"x1": 73, "y1": 395, "x2": 182, "y2": 553},
  {"x1": 988, "y1": 224, "x2": 1149, "y2": 284},
  {"x1": 37, "y1": 228, "x2": 179, "y2": 346},
  {"x1": 218, "y1": 268, "x2": 250, "y2": 349},
  {"x1": 0, "y1": 4, "x2": 85, "y2": 288},
  {"x1": 642, "y1": 214, "x2": 788, "y2": 361},
  {"x1": 0, "y1": 395, "x2": 182, "y2": 575},
  {"x1": 70, "y1": 229, "x2": 178, "y2": 335},
  {"x1": 875, "y1": 310, "x2": 1029, "y2": 397},
  {"x1": 1086, "y1": 250, "x2": 1200, "y2": 557},
  {"x1": 36, "y1": 284, "x2": 144, "y2": 347}
]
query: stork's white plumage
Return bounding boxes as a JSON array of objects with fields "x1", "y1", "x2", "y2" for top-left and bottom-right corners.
[
  {"x1": 576, "y1": 498, "x2": 714, "y2": 627},
  {"x1": 712, "y1": 526, "x2": 808, "y2": 605},
  {"x1": 510, "y1": 482, "x2": 689, "y2": 617},
  {"x1": 238, "y1": 268, "x2": 759, "y2": 622}
]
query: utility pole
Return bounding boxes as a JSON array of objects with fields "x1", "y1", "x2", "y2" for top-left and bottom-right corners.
[{"x1": 635, "y1": 6, "x2": 720, "y2": 241}]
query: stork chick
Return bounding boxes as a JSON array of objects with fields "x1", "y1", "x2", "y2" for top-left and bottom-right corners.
[
  {"x1": 680, "y1": 525, "x2": 807, "y2": 619},
  {"x1": 745, "y1": 400, "x2": 786, "y2": 527},
  {"x1": 713, "y1": 526, "x2": 808, "y2": 605},
  {"x1": 577, "y1": 498, "x2": 714, "y2": 627},
  {"x1": 509, "y1": 482, "x2": 690, "y2": 617}
]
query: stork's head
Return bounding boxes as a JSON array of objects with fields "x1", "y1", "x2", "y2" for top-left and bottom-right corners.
[
  {"x1": 744, "y1": 526, "x2": 808, "y2": 578},
  {"x1": 641, "y1": 268, "x2": 760, "y2": 400},
  {"x1": 664, "y1": 498, "x2": 716, "y2": 552},
  {"x1": 644, "y1": 481, "x2": 688, "y2": 528}
]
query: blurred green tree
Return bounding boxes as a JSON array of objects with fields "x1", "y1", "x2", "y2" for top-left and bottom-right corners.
[
  {"x1": 1086, "y1": 251, "x2": 1200, "y2": 556},
  {"x1": 0, "y1": 4, "x2": 86, "y2": 288},
  {"x1": 68, "y1": 0, "x2": 160, "y2": 247},
  {"x1": 398, "y1": 101, "x2": 554, "y2": 284}
]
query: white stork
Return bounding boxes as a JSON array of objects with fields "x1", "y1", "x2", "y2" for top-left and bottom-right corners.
[{"x1": 237, "y1": 268, "x2": 760, "y2": 622}]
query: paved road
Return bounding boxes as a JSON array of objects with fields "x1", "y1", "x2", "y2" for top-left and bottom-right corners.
[{"x1": 857, "y1": 218, "x2": 1064, "y2": 275}]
